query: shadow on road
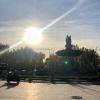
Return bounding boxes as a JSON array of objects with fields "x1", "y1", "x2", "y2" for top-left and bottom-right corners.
[
  {"x1": 0, "y1": 82, "x2": 19, "y2": 89},
  {"x1": 70, "y1": 83, "x2": 100, "y2": 94}
]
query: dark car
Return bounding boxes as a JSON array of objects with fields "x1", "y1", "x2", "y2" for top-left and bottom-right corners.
[{"x1": 7, "y1": 71, "x2": 20, "y2": 84}]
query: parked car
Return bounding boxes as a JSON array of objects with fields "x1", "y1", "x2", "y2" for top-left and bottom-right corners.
[{"x1": 7, "y1": 71, "x2": 20, "y2": 84}]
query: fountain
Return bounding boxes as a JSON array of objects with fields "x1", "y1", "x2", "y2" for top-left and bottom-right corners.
[{"x1": 56, "y1": 35, "x2": 82, "y2": 57}]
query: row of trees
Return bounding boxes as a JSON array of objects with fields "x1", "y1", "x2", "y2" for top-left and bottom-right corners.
[{"x1": 0, "y1": 43, "x2": 100, "y2": 77}]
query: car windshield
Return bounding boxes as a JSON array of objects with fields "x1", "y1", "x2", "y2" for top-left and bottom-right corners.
[{"x1": 0, "y1": 0, "x2": 100, "y2": 100}]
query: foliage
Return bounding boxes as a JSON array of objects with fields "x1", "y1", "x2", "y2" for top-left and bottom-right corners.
[
  {"x1": 0, "y1": 43, "x2": 100, "y2": 77},
  {"x1": 0, "y1": 47, "x2": 45, "y2": 75}
]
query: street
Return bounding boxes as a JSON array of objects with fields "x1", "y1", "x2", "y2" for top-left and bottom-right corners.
[{"x1": 0, "y1": 81, "x2": 100, "y2": 100}]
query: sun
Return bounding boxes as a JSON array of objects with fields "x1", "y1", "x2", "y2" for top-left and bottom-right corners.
[{"x1": 23, "y1": 27, "x2": 43, "y2": 45}]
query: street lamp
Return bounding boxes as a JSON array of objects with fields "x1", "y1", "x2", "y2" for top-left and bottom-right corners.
[{"x1": 33, "y1": 64, "x2": 37, "y2": 76}]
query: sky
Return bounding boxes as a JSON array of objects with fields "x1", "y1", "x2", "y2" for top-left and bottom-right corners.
[{"x1": 0, "y1": 0, "x2": 100, "y2": 54}]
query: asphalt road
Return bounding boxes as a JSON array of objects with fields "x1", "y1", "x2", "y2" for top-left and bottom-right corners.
[{"x1": 0, "y1": 81, "x2": 100, "y2": 100}]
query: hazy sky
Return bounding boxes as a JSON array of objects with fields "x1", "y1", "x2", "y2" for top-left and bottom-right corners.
[{"x1": 0, "y1": 0, "x2": 100, "y2": 53}]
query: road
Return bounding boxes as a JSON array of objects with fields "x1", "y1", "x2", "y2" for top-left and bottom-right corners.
[{"x1": 0, "y1": 81, "x2": 100, "y2": 100}]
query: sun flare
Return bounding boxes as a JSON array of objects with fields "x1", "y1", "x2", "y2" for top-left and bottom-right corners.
[{"x1": 23, "y1": 27, "x2": 43, "y2": 45}]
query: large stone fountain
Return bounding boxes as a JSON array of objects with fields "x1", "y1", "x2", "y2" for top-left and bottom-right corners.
[{"x1": 56, "y1": 35, "x2": 82, "y2": 57}]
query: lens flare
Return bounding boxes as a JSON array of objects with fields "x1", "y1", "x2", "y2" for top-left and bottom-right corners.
[{"x1": 0, "y1": 0, "x2": 85, "y2": 55}]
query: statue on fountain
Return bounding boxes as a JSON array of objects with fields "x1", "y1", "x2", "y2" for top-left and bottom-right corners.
[{"x1": 65, "y1": 35, "x2": 72, "y2": 50}]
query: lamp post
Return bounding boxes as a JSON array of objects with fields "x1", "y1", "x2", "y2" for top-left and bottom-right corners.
[{"x1": 33, "y1": 63, "x2": 37, "y2": 76}]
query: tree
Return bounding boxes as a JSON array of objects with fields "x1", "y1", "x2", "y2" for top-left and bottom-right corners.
[
  {"x1": 78, "y1": 48, "x2": 100, "y2": 75},
  {"x1": 0, "y1": 47, "x2": 45, "y2": 73}
]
